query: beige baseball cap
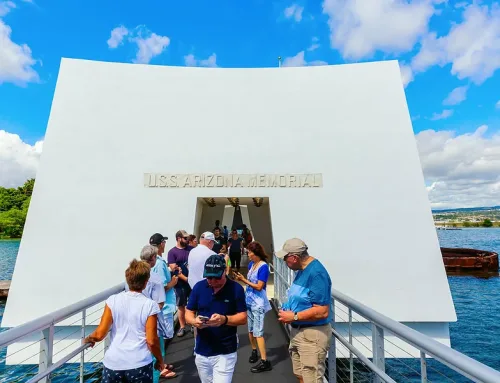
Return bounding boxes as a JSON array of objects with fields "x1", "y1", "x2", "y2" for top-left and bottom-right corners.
[{"x1": 275, "y1": 238, "x2": 308, "y2": 259}]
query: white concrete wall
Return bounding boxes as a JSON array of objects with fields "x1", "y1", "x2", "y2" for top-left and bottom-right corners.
[{"x1": 2, "y1": 59, "x2": 456, "y2": 334}]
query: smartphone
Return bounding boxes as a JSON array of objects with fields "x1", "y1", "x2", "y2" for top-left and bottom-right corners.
[
  {"x1": 198, "y1": 315, "x2": 210, "y2": 322},
  {"x1": 173, "y1": 269, "x2": 179, "y2": 276}
]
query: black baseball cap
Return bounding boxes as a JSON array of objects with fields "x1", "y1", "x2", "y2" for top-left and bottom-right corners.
[
  {"x1": 149, "y1": 233, "x2": 168, "y2": 246},
  {"x1": 203, "y1": 254, "x2": 226, "y2": 279}
]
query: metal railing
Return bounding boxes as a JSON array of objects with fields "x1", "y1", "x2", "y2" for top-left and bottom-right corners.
[
  {"x1": 271, "y1": 254, "x2": 500, "y2": 383},
  {"x1": 0, "y1": 283, "x2": 125, "y2": 383}
]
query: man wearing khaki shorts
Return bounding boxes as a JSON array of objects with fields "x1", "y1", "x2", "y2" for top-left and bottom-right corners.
[{"x1": 276, "y1": 238, "x2": 333, "y2": 383}]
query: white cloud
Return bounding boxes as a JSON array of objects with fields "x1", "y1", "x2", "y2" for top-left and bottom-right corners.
[
  {"x1": 107, "y1": 26, "x2": 128, "y2": 49},
  {"x1": 307, "y1": 37, "x2": 320, "y2": 52},
  {"x1": 443, "y1": 86, "x2": 468, "y2": 106},
  {"x1": 416, "y1": 126, "x2": 500, "y2": 208},
  {"x1": 0, "y1": 17, "x2": 39, "y2": 85},
  {"x1": 0, "y1": 130, "x2": 43, "y2": 188},
  {"x1": 399, "y1": 63, "x2": 414, "y2": 87},
  {"x1": 282, "y1": 51, "x2": 327, "y2": 67},
  {"x1": 412, "y1": 3, "x2": 500, "y2": 84},
  {"x1": 0, "y1": 1, "x2": 15, "y2": 16},
  {"x1": 496, "y1": 100, "x2": 500, "y2": 109},
  {"x1": 132, "y1": 32, "x2": 170, "y2": 64},
  {"x1": 184, "y1": 53, "x2": 217, "y2": 68},
  {"x1": 282, "y1": 51, "x2": 306, "y2": 67},
  {"x1": 322, "y1": 0, "x2": 435, "y2": 60},
  {"x1": 431, "y1": 109, "x2": 454, "y2": 120},
  {"x1": 284, "y1": 4, "x2": 304, "y2": 22},
  {"x1": 107, "y1": 26, "x2": 170, "y2": 64}
]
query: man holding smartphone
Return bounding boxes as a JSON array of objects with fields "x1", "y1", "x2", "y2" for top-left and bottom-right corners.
[{"x1": 186, "y1": 255, "x2": 247, "y2": 383}]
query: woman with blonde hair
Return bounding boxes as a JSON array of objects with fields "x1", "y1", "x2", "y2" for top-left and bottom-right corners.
[{"x1": 84, "y1": 259, "x2": 166, "y2": 382}]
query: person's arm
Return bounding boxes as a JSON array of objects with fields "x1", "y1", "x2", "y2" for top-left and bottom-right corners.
[
  {"x1": 84, "y1": 305, "x2": 113, "y2": 346},
  {"x1": 146, "y1": 315, "x2": 165, "y2": 371},
  {"x1": 207, "y1": 311, "x2": 247, "y2": 327},
  {"x1": 237, "y1": 263, "x2": 268, "y2": 291},
  {"x1": 207, "y1": 283, "x2": 247, "y2": 327},
  {"x1": 279, "y1": 272, "x2": 331, "y2": 323},
  {"x1": 166, "y1": 275, "x2": 178, "y2": 291},
  {"x1": 185, "y1": 286, "x2": 207, "y2": 328},
  {"x1": 224, "y1": 254, "x2": 230, "y2": 275},
  {"x1": 177, "y1": 268, "x2": 188, "y2": 282},
  {"x1": 238, "y1": 276, "x2": 265, "y2": 291}
]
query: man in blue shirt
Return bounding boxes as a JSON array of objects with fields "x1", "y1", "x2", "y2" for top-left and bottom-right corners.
[
  {"x1": 186, "y1": 254, "x2": 247, "y2": 383},
  {"x1": 276, "y1": 238, "x2": 333, "y2": 383}
]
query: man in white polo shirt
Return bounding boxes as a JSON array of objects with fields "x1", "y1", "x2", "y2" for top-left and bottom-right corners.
[{"x1": 188, "y1": 232, "x2": 217, "y2": 289}]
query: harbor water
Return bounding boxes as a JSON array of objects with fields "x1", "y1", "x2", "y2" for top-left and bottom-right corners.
[{"x1": 1, "y1": 228, "x2": 500, "y2": 382}]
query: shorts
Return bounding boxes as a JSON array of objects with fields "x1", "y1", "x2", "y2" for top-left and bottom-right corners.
[
  {"x1": 174, "y1": 284, "x2": 191, "y2": 307},
  {"x1": 289, "y1": 324, "x2": 332, "y2": 383},
  {"x1": 163, "y1": 312, "x2": 174, "y2": 339},
  {"x1": 103, "y1": 362, "x2": 153, "y2": 383},
  {"x1": 247, "y1": 307, "x2": 266, "y2": 337}
]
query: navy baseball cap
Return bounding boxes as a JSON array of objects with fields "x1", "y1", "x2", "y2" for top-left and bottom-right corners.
[
  {"x1": 203, "y1": 254, "x2": 226, "y2": 278},
  {"x1": 149, "y1": 233, "x2": 168, "y2": 246}
]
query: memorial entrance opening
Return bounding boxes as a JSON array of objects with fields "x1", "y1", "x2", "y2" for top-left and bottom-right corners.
[{"x1": 194, "y1": 197, "x2": 275, "y2": 256}]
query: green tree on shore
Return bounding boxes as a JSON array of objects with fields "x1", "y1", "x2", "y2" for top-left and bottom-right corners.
[
  {"x1": 0, "y1": 179, "x2": 34, "y2": 239},
  {"x1": 482, "y1": 219, "x2": 493, "y2": 228}
]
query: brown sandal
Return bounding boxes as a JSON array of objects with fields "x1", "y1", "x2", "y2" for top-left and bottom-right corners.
[{"x1": 160, "y1": 368, "x2": 177, "y2": 379}]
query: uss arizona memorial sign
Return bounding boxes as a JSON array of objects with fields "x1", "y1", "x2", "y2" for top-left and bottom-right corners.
[{"x1": 144, "y1": 173, "x2": 323, "y2": 188}]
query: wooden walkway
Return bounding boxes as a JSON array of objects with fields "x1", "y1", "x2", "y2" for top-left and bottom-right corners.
[{"x1": 163, "y1": 307, "x2": 295, "y2": 382}]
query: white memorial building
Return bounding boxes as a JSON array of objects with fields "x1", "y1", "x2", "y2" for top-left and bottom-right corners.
[{"x1": 2, "y1": 58, "x2": 456, "y2": 360}]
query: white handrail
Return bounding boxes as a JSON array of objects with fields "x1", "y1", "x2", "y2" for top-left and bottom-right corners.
[{"x1": 0, "y1": 283, "x2": 124, "y2": 349}]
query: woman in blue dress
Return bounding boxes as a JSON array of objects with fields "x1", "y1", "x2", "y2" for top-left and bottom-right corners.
[{"x1": 234, "y1": 241, "x2": 272, "y2": 373}]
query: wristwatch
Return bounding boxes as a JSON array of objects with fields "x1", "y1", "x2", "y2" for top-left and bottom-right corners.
[{"x1": 293, "y1": 312, "x2": 299, "y2": 321}]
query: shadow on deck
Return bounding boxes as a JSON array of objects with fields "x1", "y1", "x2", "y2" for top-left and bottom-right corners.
[{"x1": 163, "y1": 307, "x2": 295, "y2": 382}]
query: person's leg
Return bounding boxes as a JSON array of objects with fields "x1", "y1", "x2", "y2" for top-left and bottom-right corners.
[
  {"x1": 229, "y1": 253, "x2": 237, "y2": 270},
  {"x1": 297, "y1": 326, "x2": 331, "y2": 383},
  {"x1": 153, "y1": 341, "x2": 163, "y2": 383},
  {"x1": 124, "y1": 362, "x2": 154, "y2": 383},
  {"x1": 195, "y1": 354, "x2": 214, "y2": 383},
  {"x1": 289, "y1": 328, "x2": 304, "y2": 383},
  {"x1": 235, "y1": 252, "x2": 242, "y2": 270},
  {"x1": 175, "y1": 287, "x2": 187, "y2": 336},
  {"x1": 247, "y1": 309, "x2": 258, "y2": 363},
  {"x1": 102, "y1": 366, "x2": 123, "y2": 383},
  {"x1": 212, "y1": 352, "x2": 237, "y2": 383},
  {"x1": 250, "y1": 308, "x2": 272, "y2": 373}
]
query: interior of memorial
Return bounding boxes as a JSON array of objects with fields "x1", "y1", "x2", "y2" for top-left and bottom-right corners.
[{"x1": 193, "y1": 197, "x2": 275, "y2": 257}]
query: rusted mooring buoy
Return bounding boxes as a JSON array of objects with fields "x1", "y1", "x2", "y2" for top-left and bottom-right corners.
[{"x1": 441, "y1": 248, "x2": 499, "y2": 272}]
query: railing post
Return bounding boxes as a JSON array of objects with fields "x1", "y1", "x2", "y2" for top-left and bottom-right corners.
[
  {"x1": 39, "y1": 325, "x2": 54, "y2": 383},
  {"x1": 329, "y1": 299, "x2": 337, "y2": 382},
  {"x1": 80, "y1": 309, "x2": 86, "y2": 383},
  {"x1": 371, "y1": 324, "x2": 385, "y2": 383},
  {"x1": 421, "y1": 351, "x2": 428, "y2": 382},
  {"x1": 349, "y1": 308, "x2": 353, "y2": 383}
]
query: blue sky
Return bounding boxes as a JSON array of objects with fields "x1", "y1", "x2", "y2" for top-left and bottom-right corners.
[{"x1": 1, "y1": 0, "x2": 500, "y2": 208}]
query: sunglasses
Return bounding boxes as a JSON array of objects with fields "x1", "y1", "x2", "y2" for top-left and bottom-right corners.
[{"x1": 206, "y1": 276, "x2": 223, "y2": 281}]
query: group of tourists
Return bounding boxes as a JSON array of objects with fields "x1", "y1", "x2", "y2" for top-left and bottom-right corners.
[{"x1": 84, "y1": 227, "x2": 333, "y2": 383}]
